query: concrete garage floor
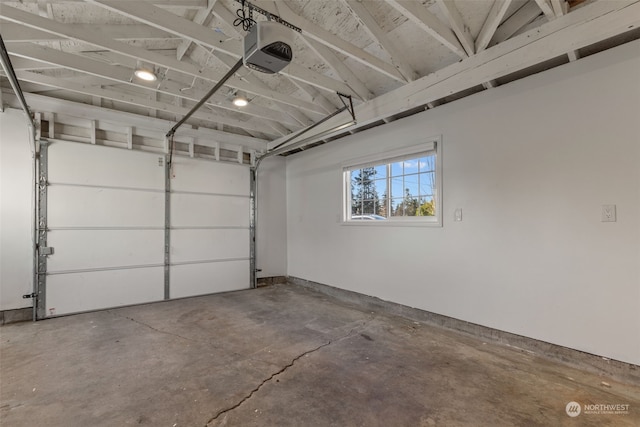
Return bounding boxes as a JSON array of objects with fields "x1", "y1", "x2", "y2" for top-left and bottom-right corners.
[{"x1": 1, "y1": 284, "x2": 639, "y2": 427}]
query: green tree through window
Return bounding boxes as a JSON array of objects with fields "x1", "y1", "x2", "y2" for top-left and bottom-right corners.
[{"x1": 351, "y1": 167, "x2": 379, "y2": 215}]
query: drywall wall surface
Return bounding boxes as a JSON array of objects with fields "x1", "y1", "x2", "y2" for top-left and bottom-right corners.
[
  {"x1": 286, "y1": 40, "x2": 640, "y2": 365},
  {"x1": 257, "y1": 156, "x2": 287, "y2": 278},
  {"x1": 0, "y1": 108, "x2": 34, "y2": 311}
]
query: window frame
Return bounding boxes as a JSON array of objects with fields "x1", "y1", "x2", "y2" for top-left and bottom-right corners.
[{"x1": 342, "y1": 137, "x2": 442, "y2": 227}]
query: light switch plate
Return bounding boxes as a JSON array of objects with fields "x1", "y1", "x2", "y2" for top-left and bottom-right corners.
[
  {"x1": 601, "y1": 205, "x2": 616, "y2": 222},
  {"x1": 454, "y1": 208, "x2": 462, "y2": 222}
]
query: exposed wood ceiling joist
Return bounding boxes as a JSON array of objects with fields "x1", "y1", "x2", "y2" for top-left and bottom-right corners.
[
  {"x1": 0, "y1": 0, "x2": 637, "y2": 148},
  {"x1": 269, "y1": 0, "x2": 640, "y2": 151}
]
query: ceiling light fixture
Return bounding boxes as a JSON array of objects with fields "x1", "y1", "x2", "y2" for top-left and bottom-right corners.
[
  {"x1": 134, "y1": 68, "x2": 157, "y2": 82},
  {"x1": 233, "y1": 95, "x2": 249, "y2": 107}
]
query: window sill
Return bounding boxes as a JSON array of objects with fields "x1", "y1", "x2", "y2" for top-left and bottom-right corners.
[{"x1": 340, "y1": 219, "x2": 442, "y2": 227}]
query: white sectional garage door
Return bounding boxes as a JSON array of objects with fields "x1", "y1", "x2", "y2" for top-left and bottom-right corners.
[
  {"x1": 43, "y1": 140, "x2": 249, "y2": 317},
  {"x1": 169, "y1": 156, "x2": 250, "y2": 299}
]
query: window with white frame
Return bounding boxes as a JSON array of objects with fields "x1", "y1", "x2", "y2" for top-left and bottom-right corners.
[{"x1": 343, "y1": 139, "x2": 441, "y2": 225}]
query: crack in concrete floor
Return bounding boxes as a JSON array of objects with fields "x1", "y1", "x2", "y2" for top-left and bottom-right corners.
[
  {"x1": 204, "y1": 317, "x2": 376, "y2": 426},
  {"x1": 204, "y1": 340, "x2": 333, "y2": 426}
]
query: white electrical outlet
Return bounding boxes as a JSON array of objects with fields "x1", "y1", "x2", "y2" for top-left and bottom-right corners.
[
  {"x1": 601, "y1": 205, "x2": 616, "y2": 222},
  {"x1": 454, "y1": 208, "x2": 462, "y2": 222}
]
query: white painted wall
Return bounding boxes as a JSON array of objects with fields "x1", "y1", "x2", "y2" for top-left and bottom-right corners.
[
  {"x1": 286, "y1": 40, "x2": 640, "y2": 365},
  {"x1": 0, "y1": 108, "x2": 34, "y2": 311},
  {"x1": 257, "y1": 156, "x2": 287, "y2": 278}
]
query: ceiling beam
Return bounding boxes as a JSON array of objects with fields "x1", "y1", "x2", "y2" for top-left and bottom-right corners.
[
  {"x1": 87, "y1": 0, "x2": 356, "y2": 98},
  {"x1": 0, "y1": 0, "x2": 207, "y2": 7},
  {"x1": 534, "y1": 0, "x2": 557, "y2": 20},
  {"x1": 176, "y1": 0, "x2": 219, "y2": 61},
  {"x1": 9, "y1": 70, "x2": 279, "y2": 138},
  {"x1": 303, "y1": 38, "x2": 373, "y2": 101},
  {"x1": 491, "y1": 1, "x2": 543, "y2": 46},
  {"x1": 5, "y1": 42, "x2": 302, "y2": 129},
  {"x1": 289, "y1": 80, "x2": 340, "y2": 115},
  {"x1": 551, "y1": 0, "x2": 569, "y2": 16},
  {"x1": 476, "y1": 0, "x2": 514, "y2": 53},
  {"x1": 0, "y1": 4, "x2": 327, "y2": 115},
  {"x1": 2, "y1": 89, "x2": 268, "y2": 150},
  {"x1": 343, "y1": 0, "x2": 417, "y2": 81},
  {"x1": 436, "y1": 0, "x2": 475, "y2": 56},
  {"x1": 386, "y1": 0, "x2": 467, "y2": 58},
  {"x1": 259, "y1": 1, "x2": 406, "y2": 83},
  {"x1": 269, "y1": 0, "x2": 640, "y2": 149},
  {"x1": 0, "y1": 23, "x2": 178, "y2": 42}
]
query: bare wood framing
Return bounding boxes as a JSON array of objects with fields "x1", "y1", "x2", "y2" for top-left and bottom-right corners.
[
  {"x1": 386, "y1": 0, "x2": 467, "y2": 58},
  {"x1": 343, "y1": 0, "x2": 417, "y2": 81},
  {"x1": 476, "y1": 0, "x2": 514, "y2": 53},
  {"x1": 268, "y1": 0, "x2": 640, "y2": 149}
]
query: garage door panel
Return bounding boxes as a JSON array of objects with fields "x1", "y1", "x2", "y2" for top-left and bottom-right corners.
[
  {"x1": 44, "y1": 140, "x2": 250, "y2": 316},
  {"x1": 47, "y1": 230, "x2": 164, "y2": 272},
  {"x1": 171, "y1": 229, "x2": 249, "y2": 263},
  {"x1": 46, "y1": 267, "x2": 164, "y2": 316},
  {"x1": 171, "y1": 194, "x2": 249, "y2": 228},
  {"x1": 171, "y1": 157, "x2": 249, "y2": 195},
  {"x1": 48, "y1": 185, "x2": 164, "y2": 228},
  {"x1": 48, "y1": 141, "x2": 164, "y2": 190},
  {"x1": 170, "y1": 260, "x2": 249, "y2": 299}
]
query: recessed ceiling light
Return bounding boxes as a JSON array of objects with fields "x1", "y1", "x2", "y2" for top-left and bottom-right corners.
[
  {"x1": 134, "y1": 69, "x2": 157, "y2": 81},
  {"x1": 233, "y1": 96, "x2": 249, "y2": 107}
]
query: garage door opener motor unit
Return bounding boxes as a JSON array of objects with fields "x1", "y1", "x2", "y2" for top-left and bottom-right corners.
[{"x1": 243, "y1": 21, "x2": 293, "y2": 74}]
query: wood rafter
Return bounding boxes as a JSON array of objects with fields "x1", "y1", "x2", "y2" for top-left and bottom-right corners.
[
  {"x1": 257, "y1": 1, "x2": 406, "y2": 83},
  {"x1": 0, "y1": 23, "x2": 178, "y2": 42},
  {"x1": 6, "y1": 42, "x2": 302, "y2": 131},
  {"x1": 269, "y1": 0, "x2": 640, "y2": 149},
  {"x1": 11, "y1": 70, "x2": 278, "y2": 138},
  {"x1": 343, "y1": 0, "x2": 417, "y2": 81},
  {"x1": 476, "y1": 0, "x2": 514, "y2": 53},
  {"x1": 0, "y1": 0, "x2": 207, "y2": 7},
  {"x1": 7, "y1": 90, "x2": 268, "y2": 150},
  {"x1": 0, "y1": 4, "x2": 328, "y2": 116},
  {"x1": 491, "y1": 1, "x2": 543, "y2": 46},
  {"x1": 386, "y1": 0, "x2": 467, "y2": 58},
  {"x1": 176, "y1": 0, "x2": 219, "y2": 61},
  {"x1": 303, "y1": 38, "x2": 373, "y2": 101},
  {"x1": 534, "y1": 0, "x2": 556, "y2": 20},
  {"x1": 436, "y1": 0, "x2": 475, "y2": 56},
  {"x1": 551, "y1": 0, "x2": 569, "y2": 17},
  {"x1": 86, "y1": 0, "x2": 357, "y2": 98}
]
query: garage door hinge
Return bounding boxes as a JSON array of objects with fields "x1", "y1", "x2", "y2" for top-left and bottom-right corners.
[
  {"x1": 23, "y1": 293, "x2": 36, "y2": 299},
  {"x1": 39, "y1": 246, "x2": 54, "y2": 256}
]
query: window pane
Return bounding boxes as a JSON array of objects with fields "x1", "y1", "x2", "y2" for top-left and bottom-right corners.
[
  {"x1": 391, "y1": 176, "x2": 403, "y2": 199},
  {"x1": 374, "y1": 164, "x2": 387, "y2": 178},
  {"x1": 403, "y1": 159, "x2": 419, "y2": 175},
  {"x1": 419, "y1": 155, "x2": 436, "y2": 173},
  {"x1": 416, "y1": 196, "x2": 435, "y2": 217},
  {"x1": 391, "y1": 198, "x2": 404, "y2": 216},
  {"x1": 362, "y1": 199, "x2": 377, "y2": 215},
  {"x1": 391, "y1": 161, "x2": 403, "y2": 177},
  {"x1": 403, "y1": 175, "x2": 419, "y2": 199},
  {"x1": 373, "y1": 178, "x2": 387, "y2": 199},
  {"x1": 419, "y1": 172, "x2": 435, "y2": 197}
]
